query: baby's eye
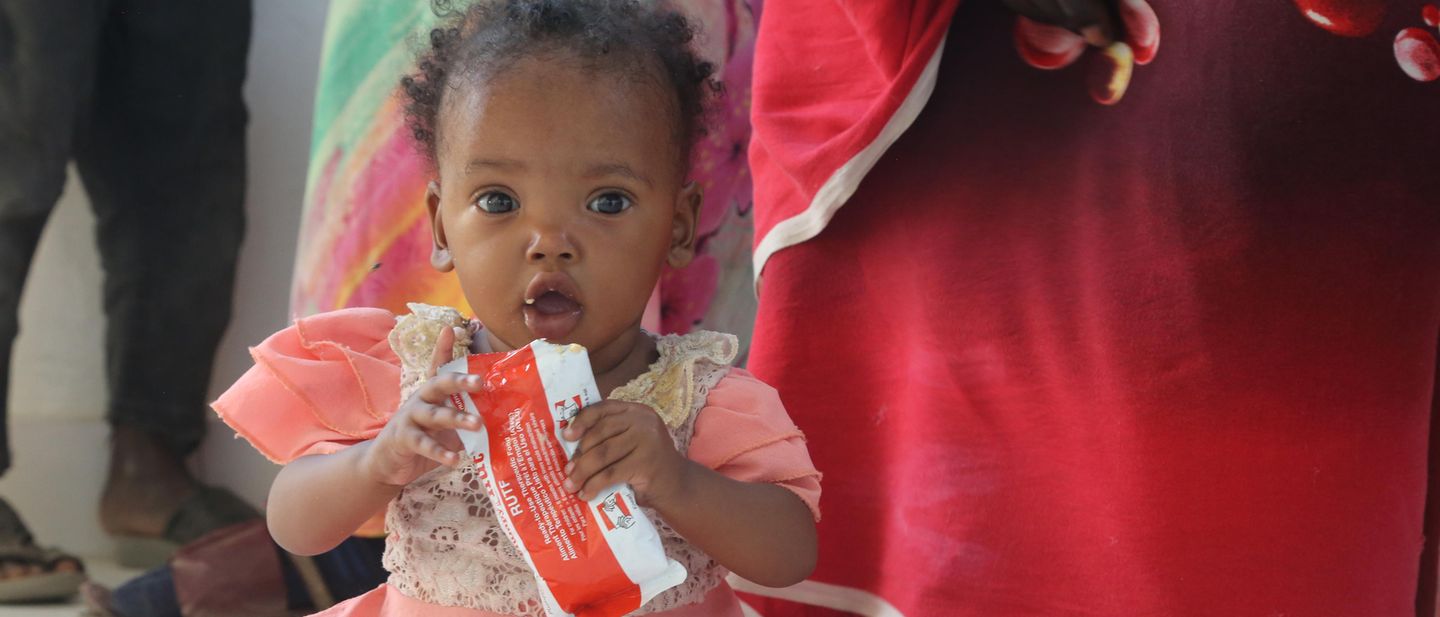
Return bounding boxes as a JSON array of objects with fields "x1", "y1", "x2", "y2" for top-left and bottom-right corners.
[
  {"x1": 587, "y1": 193, "x2": 632, "y2": 215},
  {"x1": 475, "y1": 191, "x2": 518, "y2": 214}
]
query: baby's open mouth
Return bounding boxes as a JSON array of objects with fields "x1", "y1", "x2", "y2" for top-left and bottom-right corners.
[
  {"x1": 522, "y1": 274, "x2": 582, "y2": 342},
  {"x1": 527, "y1": 290, "x2": 581, "y2": 316}
]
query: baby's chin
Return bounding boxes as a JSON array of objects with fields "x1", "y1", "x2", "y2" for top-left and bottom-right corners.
[{"x1": 485, "y1": 322, "x2": 585, "y2": 351}]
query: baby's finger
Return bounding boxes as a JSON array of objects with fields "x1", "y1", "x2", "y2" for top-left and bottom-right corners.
[
  {"x1": 575, "y1": 414, "x2": 631, "y2": 456},
  {"x1": 561, "y1": 400, "x2": 629, "y2": 441},
  {"x1": 409, "y1": 403, "x2": 482, "y2": 431},
  {"x1": 428, "y1": 326, "x2": 459, "y2": 378},
  {"x1": 567, "y1": 452, "x2": 630, "y2": 501},
  {"x1": 417, "y1": 373, "x2": 483, "y2": 405},
  {"x1": 564, "y1": 439, "x2": 636, "y2": 498},
  {"x1": 408, "y1": 428, "x2": 462, "y2": 467},
  {"x1": 434, "y1": 430, "x2": 464, "y2": 453}
]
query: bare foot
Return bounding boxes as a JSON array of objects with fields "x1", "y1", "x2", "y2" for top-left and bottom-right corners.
[
  {"x1": 79, "y1": 581, "x2": 116, "y2": 616},
  {"x1": 97, "y1": 427, "x2": 197, "y2": 538}
]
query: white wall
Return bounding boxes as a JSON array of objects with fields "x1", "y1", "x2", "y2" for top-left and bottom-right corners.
[
  {"x1": 0, "y1": 0, "x2": 331, "y2": 556},
  {"x1": 200, "y1": 0, "x2": 333, "y2": 508},
  {"x1": 9, "y1": 174, "x2": 107, "y2": 422}
]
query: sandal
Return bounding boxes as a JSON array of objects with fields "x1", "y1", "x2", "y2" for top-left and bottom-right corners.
[
  {"x1": 0, "y1": 496, "x2": 85, "y2": 603},
  {"x1": 111, "y1": 485, "x2": 260, "y2": 569}
]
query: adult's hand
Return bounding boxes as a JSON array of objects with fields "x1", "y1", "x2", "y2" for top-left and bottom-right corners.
[{"x1": 1002, "y1": 0, "x2": 1120, "y2": 46}]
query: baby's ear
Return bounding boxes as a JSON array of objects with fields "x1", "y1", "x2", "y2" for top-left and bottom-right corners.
[
  {"x1": 667, "y1": 182, "x2": 702, "y2": 268},
  {"x1": 427, "y1": 181, "x2": 454, "y2": 272}
]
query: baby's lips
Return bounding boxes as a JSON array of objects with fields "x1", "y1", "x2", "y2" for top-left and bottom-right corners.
[
  {"x1": 1014, "y1": 16, "x2": 1086, "y2": 70},
  {"x1": 1087, "y1": 42, "x2": 1136, "y2": 105},
  {"x1": 1119, "y1": 0, "x2": 1160, "y2": 65}
]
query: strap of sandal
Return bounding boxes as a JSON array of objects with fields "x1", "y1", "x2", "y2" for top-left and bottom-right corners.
[
  {"x1": 0, "y1": 498, "x2": 80, "y2": 571},
  {"x1": 0, "y1": 543, "x2": 81, "y2": 570},
  {"x1": 163, "y1": 486, "x2": 261, "y2": 545}
]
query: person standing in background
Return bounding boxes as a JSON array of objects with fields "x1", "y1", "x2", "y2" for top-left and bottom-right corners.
[
  {"x1": 741, "y1": 1, "x2": 1440, "y2": 615},
  {"x1": 0, "y1": 0, "x2": 258, "y2": 602}
]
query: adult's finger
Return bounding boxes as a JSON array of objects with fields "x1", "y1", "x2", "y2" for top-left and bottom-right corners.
[
  {"x1": 1006, "y1": 0, "x2": 1120, "y2": 46},
  {"x1": 1118, "y1": 0, "x2": 1159, "y2": 64},
  {"x1": 1055, "y1": 0, "x2": 1118, "y2": 45},
  {"x1": 1003, "y1": 0, "x2": 1063, "y2": 22}
]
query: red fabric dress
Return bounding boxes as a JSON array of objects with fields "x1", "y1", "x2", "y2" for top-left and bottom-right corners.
[{"x1": 744, "y1": 1, "x2": 1440, "y2": 615}]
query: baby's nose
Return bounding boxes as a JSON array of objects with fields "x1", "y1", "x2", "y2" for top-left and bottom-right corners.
[{"x1": 527, "y1": 231, "x2": 576, "y2": 263}]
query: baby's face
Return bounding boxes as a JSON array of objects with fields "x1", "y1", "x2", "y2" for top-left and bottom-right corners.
[{"x1": 428, "y1": 54, "x2": 697, "y2": 360}]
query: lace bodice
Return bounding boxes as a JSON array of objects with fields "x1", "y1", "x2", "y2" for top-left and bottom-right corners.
[{"x1": 382, "y1": 305, "x2": 738, "y2": 615}]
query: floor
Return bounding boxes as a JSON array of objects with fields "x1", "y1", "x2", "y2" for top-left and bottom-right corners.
[
  {"x1": 0, "y1": 419, "x2": 148, "y2": 616},
  {"x1": 0, "y1": 558, "x2": 144, "y2": 616}
]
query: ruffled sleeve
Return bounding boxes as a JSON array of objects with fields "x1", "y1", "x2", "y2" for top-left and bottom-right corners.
[
  {"x1": 687, "y1": 369, "x2": 822, "y2": 521},
  {"x1": 211, "y1": 307, "x2": 403, "y2": 464}
]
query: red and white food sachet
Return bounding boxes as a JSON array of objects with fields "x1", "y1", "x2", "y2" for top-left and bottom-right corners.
[{"x1": 440, "y1": 340, "x2": 686, "y2": 617}]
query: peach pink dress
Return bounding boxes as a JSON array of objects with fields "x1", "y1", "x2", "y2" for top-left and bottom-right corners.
[{"x1": 213, "y1": 305, "x2": 820, "y2": 617}]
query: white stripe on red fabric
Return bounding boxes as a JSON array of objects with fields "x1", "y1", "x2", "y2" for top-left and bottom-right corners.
[
  {"x1": 727, "y1": 574, "x2": 908, "y2": 617},
  {"x1": 751, "y1": 36, "x2": 948, "y2": 291}
]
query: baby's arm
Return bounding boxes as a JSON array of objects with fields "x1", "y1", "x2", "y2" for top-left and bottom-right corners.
[
  {"x1": 563, "y1": 401, "x2": 817, "y2": 587},
  {"x1": 652, "y1": 462, "x2": 818, "y2": 587},
  {"x1": 268, "y1": 442, "x2": 405, "y2": 555},
  {"x1": 269, "y1": 327, "x2": 484, "y2": 555}
]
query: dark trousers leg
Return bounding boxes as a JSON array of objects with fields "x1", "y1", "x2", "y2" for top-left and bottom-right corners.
[
  {"x1": 0, "y1": 1, "x2": 105, "y2": 475},
  {"x1": 73, "y1": 0, "x2": 251, "y2": 457}
]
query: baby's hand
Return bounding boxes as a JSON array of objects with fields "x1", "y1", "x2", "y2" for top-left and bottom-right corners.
[
  {"x1": 362, "y1": 326, "x2": 483, "y2": 487},
  {"x1": 561, "y1": 401, "x2": 691, "y2": 507}
]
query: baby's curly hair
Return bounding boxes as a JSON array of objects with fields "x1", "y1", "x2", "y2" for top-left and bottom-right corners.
[{"x1": 401, "y1": 0, "x2": 718, "y2": 167}]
